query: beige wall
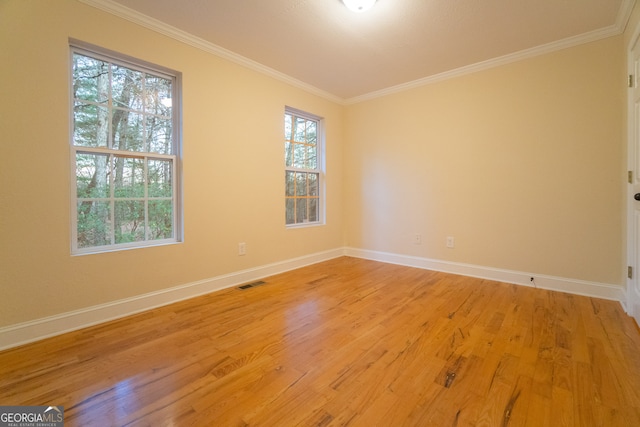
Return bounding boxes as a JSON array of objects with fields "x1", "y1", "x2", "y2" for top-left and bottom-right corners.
[
  {"x1": 344, "y1": 36, "x2": 625, "y2": 285},
  {"x1": 0, "y1": 0, "x2": 344, "y2": 326},
  {"x1": 0, "y1": 0, "x2": 631, "y2": 329}
]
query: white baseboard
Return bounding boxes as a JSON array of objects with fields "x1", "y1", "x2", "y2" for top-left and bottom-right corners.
[
  {"x1": 345, "y1": 247, "x2": 626, "y2": 303},
  {"x1": 0, "y1": 246, "x2": 626, "y2": 351},
  {"x1": 0, "y1": 248, "x2": 345, "y2": 351}
]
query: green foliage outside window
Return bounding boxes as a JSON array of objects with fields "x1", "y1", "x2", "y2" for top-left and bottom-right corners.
[
  {"x1": 72, "y1": 48, "x2": 177, "y2": 252},
  {"x1": 284, "y1": 111, "x2": 320, "y2": 225}
]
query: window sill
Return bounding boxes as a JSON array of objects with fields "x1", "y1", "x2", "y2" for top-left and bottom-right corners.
[
  {"x1": 285, "y1": 221, "x2": 325, "y2": 230},
  {"x1": 72, "y1": 239, "x2": 182, "y2": 256}
]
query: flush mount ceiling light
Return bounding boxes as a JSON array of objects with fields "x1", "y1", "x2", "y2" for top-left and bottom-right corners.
[{"x1": 342, "y1": 0, "x2": 377, "y2": 13}]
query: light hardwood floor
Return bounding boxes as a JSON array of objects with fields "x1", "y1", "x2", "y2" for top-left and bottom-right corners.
[{"x1": 1, "y1": 257, "x2": 640, "y2": 426}]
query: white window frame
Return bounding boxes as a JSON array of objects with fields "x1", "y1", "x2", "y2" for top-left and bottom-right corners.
[
  {"x1": 70, "y1": 40, "x2": 182, "y2": 254},
  {"x1": 284, "y1": 106, "x2": 325, "y2": 227}
]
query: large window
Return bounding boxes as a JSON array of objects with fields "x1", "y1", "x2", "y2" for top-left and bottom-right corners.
[
  {"x1": 70, "y1": 42, "x2": 181, "y2": 254},
  {"x1": 284, "y1": 108, "x2": 323, "y2": 226}
]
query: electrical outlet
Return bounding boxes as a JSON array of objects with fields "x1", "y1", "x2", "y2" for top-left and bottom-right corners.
[
  {"x1": 238, "y1": 242, "x2": 246, "y2": 256},
  {"x1": 446, "y1": 236, "x2": 455, "y2": 248},
  {"x1": 414, "y1": 234, "x2": 422, "y2": 245}
]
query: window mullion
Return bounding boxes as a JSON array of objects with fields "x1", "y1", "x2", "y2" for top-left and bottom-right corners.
[
  {"x1": 142, "y1": 73, "x2": 148, "y2": 153},
  {"x1": 306, "y1": 172, "x2": 311, "y2": 221},
  {"x1": 71, "y1": 147, "x2": 79, "y2": 252},
  {"x1": 144, "y1": 156, "x2": 149, "y2": 241},
  {"x1": 108, "y1": 62, "x2": 113, "y2": 150},
  {"x1": 77, "y1": 146, "x2": 173, "y2": 160},
  {"x1": 109, "y1": 154, "x2": 115, "y2": 245},
  {"x1": 172, "y1": 157, "x2": 177, "y2": 239}
]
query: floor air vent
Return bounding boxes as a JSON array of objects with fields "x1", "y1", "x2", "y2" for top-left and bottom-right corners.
[{"x1": 238, "y1": 280, "x2": 266, "y2": 290}]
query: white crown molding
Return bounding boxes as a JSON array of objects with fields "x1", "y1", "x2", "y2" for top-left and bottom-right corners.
[
  {"x1": 346, "y1": 0, "x2": 636, "y2": 104},
  {"x1": 618, "y1": 0, "x2": 637, "y2": 33},
  {"x1": 78, "y1": 0, "x2": 636, "y2": 106},
  {"x1": 77, "y1": 0, "x2": 344, "y2": 104},
  {"x1": 345, "y1": 23, "x2": 633, "y2": 104}
]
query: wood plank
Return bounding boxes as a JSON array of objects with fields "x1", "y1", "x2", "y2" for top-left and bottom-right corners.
[{"x1": 0, "y1": 257, "x2": 639, "y2": 426}]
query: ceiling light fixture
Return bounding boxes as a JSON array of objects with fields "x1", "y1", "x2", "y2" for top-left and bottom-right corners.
[{"x1": 342, "y1": 0, "x2": 376, "y2": 13}]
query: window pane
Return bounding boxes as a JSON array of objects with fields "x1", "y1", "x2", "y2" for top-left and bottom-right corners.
[
  {"x1": 285, "y1": 171, "x2": 295, "y2": 197},
  {"x1": 114, "y1": 157, "x2": 144, "y2": 198},
  {"x1": 296, "y1": 172, "x2": 307, "y2": 196},
  {"x1": 306, "y1": 121, "x2": 317, "y2": 145},
  {"x1": 72, "y1": 54, "x2": 109, "y2": 103},
  {"x1": 308, "y1": 173, "x2": 318, "y2": 196},
  {"x1": 295, "y1": 117, "x2": 306, "y2": 142},
  {"x1": 73, "y1": 103, "x2": 109, "y2": 147},
  {"x1": 284, "y1": 114, "x2": 292, "y2": 140},
  {"x1": 112, "y1": 109, "x2": 144, "y2": 151},
  {"x1": 296, "y1": 198, "x2": 307, "y2": 223},
  {"x1": 112, "y1": 64, "x2": 144, "y2": 111},
  {"x1": 76, "y1": 152, "x2": 110, "y2": 198},
  {"x1": 77, "y1": 201, "x2": 111, "y2": 248},
  {"x1": 145, "y1": 74, "x2": 172, "y2": 117},
  {"x1": 114, "y1": 200, "x2": 145, "y2": 243},
  {"x1": 293, "y1": 143, "x2": 305, "y2": 168},
  {"x1": 147, "y1": 116, "x2": 172, "y2": 154},
  {"x1": 148, "y1": 159, "x2": 173, "y2": 197},
  {"x1": 285, "y1": 198, "x2": 295, "y2": 225},
  {"x1": 306, "y1": 145, "x2": 317, "y2": 169},
  {"x1": 309, "y1": 198, "x2": 318, "y2": 222},
  {"x1": 285, "y1": 141, "x2": 293, "y2": 167},
  {"x1": 149, "y1": 200, "x2": 173, "y2": 240}
]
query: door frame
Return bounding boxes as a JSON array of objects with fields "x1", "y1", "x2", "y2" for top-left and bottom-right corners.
[{"x1": 627, "y1": 19, "x2": 640, "y2": 324}]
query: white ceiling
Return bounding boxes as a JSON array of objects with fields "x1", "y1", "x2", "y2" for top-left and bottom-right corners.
[{"x1": 95, "y1": 0, "x2": 632, "y2": 101}]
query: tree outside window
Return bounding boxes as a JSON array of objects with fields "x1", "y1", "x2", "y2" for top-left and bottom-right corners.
[
  {"x1": 284, "y1": 108, "x2": 323, "y2": 226},
  {"x1": 71, "y1": 43, "x2": 181, "y2": 253}
]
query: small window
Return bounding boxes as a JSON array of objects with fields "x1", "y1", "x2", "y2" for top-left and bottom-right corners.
[
  {"x1": 284, "y1": 108, "x2": 323, "y2": 226},
  {"x1": 70, "y1": 41, "x2": 182, "y2": 254}
]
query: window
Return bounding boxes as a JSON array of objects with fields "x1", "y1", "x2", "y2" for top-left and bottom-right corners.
[
  {"x1": 70, "y1": 42, "x2": 181, "y2": 254},
  {"x1": 284, "y1": 108, "x2": 323, "y2": 226}
]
